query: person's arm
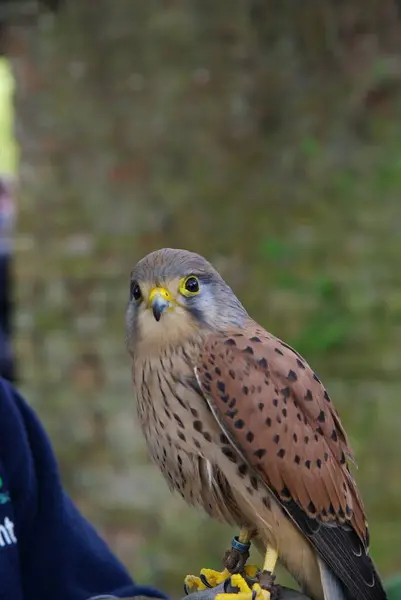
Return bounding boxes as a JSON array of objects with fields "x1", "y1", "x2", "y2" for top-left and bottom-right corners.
[{"x1": 0, "y1": 378, "x2": 167, "y2": 600}]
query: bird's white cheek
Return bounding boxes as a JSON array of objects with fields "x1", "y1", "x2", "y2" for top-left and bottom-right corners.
[{"x1": 136, "y1": 306, "x2": 198, "y2": 354}]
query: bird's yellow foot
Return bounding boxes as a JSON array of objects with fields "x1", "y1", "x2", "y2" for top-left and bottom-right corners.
[
  {"x1": 215, "y1": 571, "x2": 280, "y2": 600},
  {"x1": 184, "y1": 568, "x2": 231, "y2": 593},
  {"x1": 184, "y1": 566, "x2": 260, "y2": 594}
]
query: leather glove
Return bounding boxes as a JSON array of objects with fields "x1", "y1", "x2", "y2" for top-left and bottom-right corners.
[
  {"x1": 89, "y1": 581, "x2": 310, "y2": 600},
  {"x1": 181, "y1": 580, "x2": 309, "y2": 600}
]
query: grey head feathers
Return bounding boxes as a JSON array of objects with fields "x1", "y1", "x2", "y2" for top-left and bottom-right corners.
[{"x1": 126, "y1": 248, "x2": 249, "y2": 353}]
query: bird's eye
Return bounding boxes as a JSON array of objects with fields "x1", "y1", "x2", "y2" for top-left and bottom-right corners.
[
  {"x1": 130, "y1": 280, "x2": 142, "y2": 301},
  {"x1": 182, "y1": 275, "x2": 200, "y2": 296}
]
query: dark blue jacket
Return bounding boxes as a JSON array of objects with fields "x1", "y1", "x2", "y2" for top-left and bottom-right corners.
[
  {"x1": 0, "y1": 255, "x2": 15, "y2": 383},
  {"x1": 0, "y1": 377, "x2": 167, "y2": 600}
]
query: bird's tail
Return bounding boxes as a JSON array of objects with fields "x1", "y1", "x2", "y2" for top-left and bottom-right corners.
[
  {"x1": 317, "y1": 558, "x2": 388, "y2": 600},
  {"x1": 318, "y1": 558, "x2": 349, "y2": 600}
]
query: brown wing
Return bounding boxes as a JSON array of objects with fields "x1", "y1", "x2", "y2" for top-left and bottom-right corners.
[
  {"x1": 194, "y1": 324, "x2": 389, "y2": 600},
  {"x1": 196, "y1": 323, "x2": 367, "y2": 539}
]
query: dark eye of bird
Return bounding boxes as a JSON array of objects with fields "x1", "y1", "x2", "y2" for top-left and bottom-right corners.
[
  {"x1": 130, "y1": 281, "x2": 142, "y2": 301},
  {"x1": 185, "y1": 276, "x2": 199, "y2": 293}
]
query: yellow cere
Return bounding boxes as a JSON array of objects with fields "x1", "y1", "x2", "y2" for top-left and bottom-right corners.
[{"x1": 148, "y1": 287, "x2": 173, "y2": 305}]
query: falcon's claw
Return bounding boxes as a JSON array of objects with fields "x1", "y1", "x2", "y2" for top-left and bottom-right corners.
[
  {"x1": 215, "y1": 573, "x2": 281, "y2": 600},
  {"x1": 184, "y1": 569, "x2": 231, "y2": 593},
  {"x1": 184, "y1": 575, "x2": 209, "y2": 594},
  {"x1": 184, "y1": 564, "x2": 262, "y2": 594}
]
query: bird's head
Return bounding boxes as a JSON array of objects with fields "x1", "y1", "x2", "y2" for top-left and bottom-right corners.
[{"x1": 125, "y1": 248, "x2": 248, "y2": 356}]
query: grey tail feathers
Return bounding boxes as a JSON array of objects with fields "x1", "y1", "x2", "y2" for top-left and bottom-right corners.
[{"x1": 318, "y1": 558, "x2": 348, "y2": 600}]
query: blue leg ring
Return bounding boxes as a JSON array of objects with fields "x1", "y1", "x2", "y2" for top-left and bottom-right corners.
[{"x1": 231, "y1": 535, "x2": 251, "y2": 554}]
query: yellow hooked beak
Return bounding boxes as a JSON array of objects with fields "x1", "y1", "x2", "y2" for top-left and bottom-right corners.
[{"x1": 148, "y1": 287, "x2": 174, "y2": 322}]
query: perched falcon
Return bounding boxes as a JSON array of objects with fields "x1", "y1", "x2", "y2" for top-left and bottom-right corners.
[{"x1": 125, "y1": 248, "x2": 387, "y2": 600}]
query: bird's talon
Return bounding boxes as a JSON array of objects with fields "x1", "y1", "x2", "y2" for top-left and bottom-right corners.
[
  {"x1": 201, "y1": 567, "x2": 231, "y2": 587},
  {"x1": 230, "y1": 573, "x2": 253, "y2": 593},
  {"x1": 216, "y1": 576, "x2": 278, "y2": 600},
  {"x1": 216, "y1": 573, "x2": 250, "y2": 600},
  {"x1": 184, "y1": 574, "x2": 209, "y2": 593},
  {"x1": 184, "y1": 568, "x2": 231, "y2": 592},
  {"x1": 200, "y1": 573, "x2": 214, "y2": 588}
]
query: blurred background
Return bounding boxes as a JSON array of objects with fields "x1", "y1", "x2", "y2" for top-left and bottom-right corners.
[{"x1": 0, "y1": 1, "x2": 400, "y2": 598}]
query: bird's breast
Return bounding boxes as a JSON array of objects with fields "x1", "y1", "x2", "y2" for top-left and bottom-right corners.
[
  {"x1": 131, "y1": 351, "x2": 275, "y2": 527},
  {"x1": 132, "y1": 350, "x2": 201, "y2": 437}
]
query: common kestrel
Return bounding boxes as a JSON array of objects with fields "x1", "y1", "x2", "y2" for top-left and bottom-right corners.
[{"x1": 125, "y1": 248, "x2": 387, "y2": 600}]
